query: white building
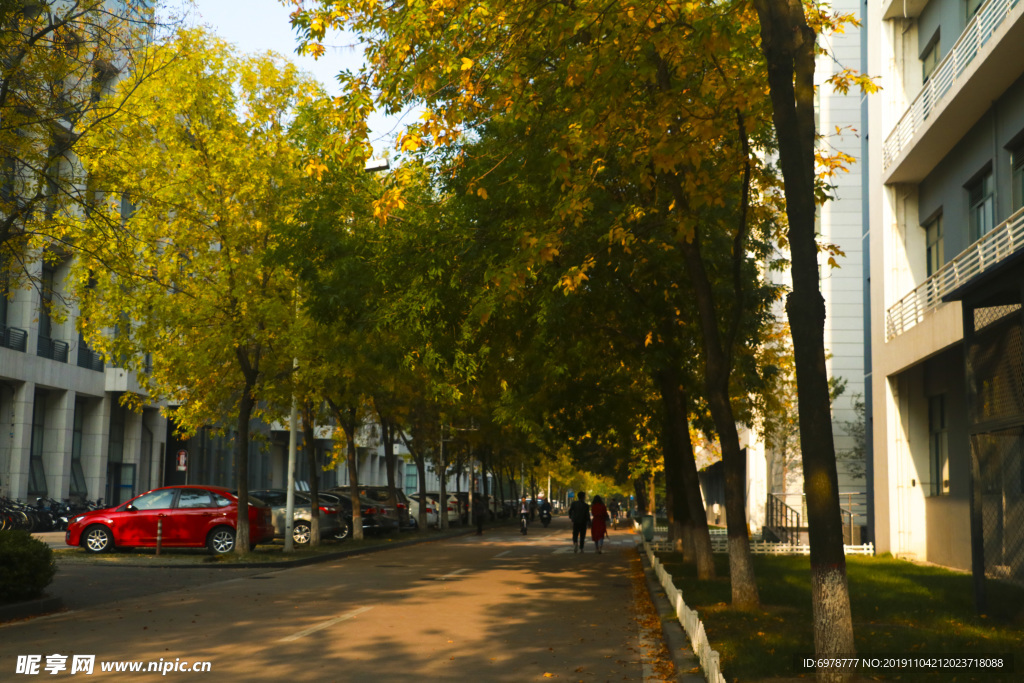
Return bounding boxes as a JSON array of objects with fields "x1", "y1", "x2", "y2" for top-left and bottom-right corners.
[{"x1": 866, "y1": 0, "x2": 1024, "y2": 586}]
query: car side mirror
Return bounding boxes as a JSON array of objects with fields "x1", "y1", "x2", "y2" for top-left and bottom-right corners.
[{"x1": 125, "y1": 504, "x2": 137, "y2": 512}]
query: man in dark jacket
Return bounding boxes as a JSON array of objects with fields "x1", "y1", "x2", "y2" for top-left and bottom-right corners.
[{"x1": 568, "y1": 491, "x2": 590, "y2": 553}]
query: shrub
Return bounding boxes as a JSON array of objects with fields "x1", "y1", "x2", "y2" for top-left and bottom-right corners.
[{"x1": 0, "y1": 529, "x2": 57, "y2": 603}]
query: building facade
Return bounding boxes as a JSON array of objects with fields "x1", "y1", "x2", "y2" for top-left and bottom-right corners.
[{"x1": 867, "y1": 0, "x2": 1024, "y2": 584}]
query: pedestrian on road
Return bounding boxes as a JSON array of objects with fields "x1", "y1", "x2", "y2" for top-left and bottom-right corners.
[
  {"x1": 473, "y1": 495, "x2": 486, "y2": 535},
  {"x1": 590, "y1": 495, "x2": 609, "y2": 554},
  {"x1": 519, "y1": 496, "x2": 530, "y2": 535},
  {"x1": 609, "y1": 498, "x2": 620, "y2": 527},
  {"x1": 569, "y1": 491, "x2": 589, "y2": 553}
]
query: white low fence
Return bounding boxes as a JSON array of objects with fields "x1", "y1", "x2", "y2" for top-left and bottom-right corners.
[
  {"x1": 643, "y1": 540, "x2": 727, "y2": 683},
  {"x1": 649, "y1": 538, "x2": 875, "y2": 556}
]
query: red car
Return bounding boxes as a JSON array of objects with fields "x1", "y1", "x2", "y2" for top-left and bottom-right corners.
[{"x1": 65, "y1": 485, "x2": 275, "y2": 555}]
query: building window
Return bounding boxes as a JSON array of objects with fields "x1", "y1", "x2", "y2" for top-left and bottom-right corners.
[
  {"x1": 922, "y1": 36, "x2": 940, "y2": 84},
  {"x1": 966, "y1": 0, "x2": 985, "y2": 19},
  {"x1": 929, "y1": 395, "x2": 950, "y2": 496},
  {"x1": 1012, "y1": 147, "x2": 1024, "y2": 213},
  {"x1": 70, "y1": 400, "x2": 87, "y2": 499},
  {"x1": 925, "y1": 215, "x2": 944, "y2": 277},
  {"x1": 968, "y1": 171, "x2": 995, "y2": 242},
  {"x1": 28, "y1": 394, "x2": 47, "y2": 497}
]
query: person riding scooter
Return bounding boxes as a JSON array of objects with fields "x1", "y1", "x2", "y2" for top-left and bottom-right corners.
[{"x1": 538, "y1": 496, "x2": 552, "y2": 527}]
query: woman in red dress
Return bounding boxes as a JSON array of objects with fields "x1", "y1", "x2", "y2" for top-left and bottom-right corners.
[{"x1": 590, "y1": 495, "x2": 609, "y2": 554}]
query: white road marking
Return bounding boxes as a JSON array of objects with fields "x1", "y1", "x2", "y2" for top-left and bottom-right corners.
[
  {"x1": 279, "y1": 606, "x2": 374, "y2": 642},
  {"x1": 491, "y1": 550, "x2": 511, "y2": 559},
  {"x1": 552, "y1": 547, "x2": 575, "y2": 554},
  {"x1": 438, "y1": 568, "x2": 469, "y2": 580}
]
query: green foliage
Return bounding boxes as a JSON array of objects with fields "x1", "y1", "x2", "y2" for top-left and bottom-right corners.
[{"x1": 0, "y1": 530, "x2": 56, "y2": 604}]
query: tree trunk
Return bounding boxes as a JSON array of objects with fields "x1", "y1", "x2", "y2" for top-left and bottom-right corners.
[
  {"x1": 302, "y1": 401, "x2": 320, "y2": 546},
  {"x1": 657, "y1": 368, "x2": 716, "y2": 579},
  {"x1": 380, "y1": 416, "x2": 401, "y2": 528},
  {"x1": 234, "y1": 385, "x2": 255, "y2": 555},
  {"x1": 752, "y1": 0, "x2": 856, "y2": 673},
  {"x1": 678, "y1": 236, "x2": 759, "y2": 609}
]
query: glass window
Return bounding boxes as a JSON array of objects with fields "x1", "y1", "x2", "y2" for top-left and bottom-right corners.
[
  {"x1": 925, "y1": 216, "x2": 944, "y2": 277},
  {"x1": 177, "y1": 489, "x2": 215, "y2": 509},
  {"x1": 968, "y1": 172, "x2": 995, "y2": 242},
  {"x1": 212, "y1": 492, "x2": 232, "y2": 507},
  {"x1": 966, "y1": 0, "x2": 985, "y2": 19},
  {"x1": 922, "y1": 37, "x2": 940, "y2": 84},
  {"x1": 929, "y1": 396, "x2": 950, "y2": 496},
  {"x1": 28, "y1": 394, "x2": 47, "y2": 496},
  {"x1": 1012, "y1": 147, "x2": 1024, "y2": 213},
  {"x1": 70, "y1": 400, "x2": 87, "y2": 498},
  {"x1": 131, "y1": 488, "x2": 176, "y2": 510}
]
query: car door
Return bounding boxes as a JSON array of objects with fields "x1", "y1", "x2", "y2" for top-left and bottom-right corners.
[
  {"x1": 116, "y1": 488, "x2": 178, "y2": 546},
  {"x1": 170, "y1": 488, "x2": 224, "y2": 546}
]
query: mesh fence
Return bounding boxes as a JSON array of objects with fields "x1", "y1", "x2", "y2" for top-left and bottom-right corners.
[{"x1": 967, "y1": 305, "x2": 1024, "y2": 587}]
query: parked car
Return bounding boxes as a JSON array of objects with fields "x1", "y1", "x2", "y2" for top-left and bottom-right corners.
[
  {"x1": 249, "y1": 489, "x2": 342, "y2": 544},
  {"x1": 354, "y1": 486, "x2": 416, "y2": 530},
  {"x1": 406, "y1": 492, "x2": 439, "y2": 528},
  {"x1": 327, "y1": 487, "x2": 401, "y2": 533},
  {"x1": 420, "y1": 492, "x2": 462, "y2": 526},
  {"x1": 317, "y1": 490, "x2": 395, "y2": 537},
  {"x1": 65, "y1": 485, "x2": 274, "y2": 555}
]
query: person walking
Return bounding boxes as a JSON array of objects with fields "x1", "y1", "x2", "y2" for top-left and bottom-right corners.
[
  {"x1": 519, "y1": 496, "x2": 530, "y2": 535},
  {"x1": 568, "y1": 492, "x2": 590, "y2": 553},
  {"x1": 590, "y1": 495, "x2": 609, "y2": 554}
]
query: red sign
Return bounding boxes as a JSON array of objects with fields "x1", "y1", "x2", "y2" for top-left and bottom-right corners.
[{"x1": 176, "y1": 449, "x2": 187, "y2": 472}]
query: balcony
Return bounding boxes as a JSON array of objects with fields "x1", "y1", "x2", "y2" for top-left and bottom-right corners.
[
  {"x1": 37, "y1": 336, "x2": 69, "y2": 363},
  {"x1": 77, "y1": 345, "x2": 104, "y2": 372},
  {"x1": 0, "y1": 324, "x2": 27, "y2": 352},
  {"x1": 886, "y1": 207, "x2": 1024, "y2": 339},
  {"x1": 882, "y1": 0, "x2": 1024, "y2": 183}
]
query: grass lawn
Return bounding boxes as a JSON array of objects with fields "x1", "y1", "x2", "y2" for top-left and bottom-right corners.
[{"x1": 657, "y1": 552, "x2": 1023, "y2": 682}]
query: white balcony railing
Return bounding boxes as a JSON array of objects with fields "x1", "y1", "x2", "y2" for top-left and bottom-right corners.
[
  {"x1": 883, "y1": 0, "x2": 1021, "y2": 170},
  {"x1": 886, "y1": 208, "x2": 1024, "y2": 340}
]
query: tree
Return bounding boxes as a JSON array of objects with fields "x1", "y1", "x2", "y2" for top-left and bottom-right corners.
[
  {"x1": 749, "y1": 0, "x2": 875, "y2": 672},
  {"x1": 0, "y1": 0, "x2": 176, "y2": 277},
  {"x1": 71, "y1": 28, "x2": 322, "y2": 554},
  {"x1": 292, "y1": 0, "x2": 785, "y2": 608}
]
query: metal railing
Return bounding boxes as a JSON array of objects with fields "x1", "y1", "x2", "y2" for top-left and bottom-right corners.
[
  {"x1": 765, "y1": 493, "x2": 802, "y2": 544},
  {"x1": 886, "y1": 207, "x2": 1024, "y2": 340},
  {"x1": 37, "y1": 336, "x2": 69, "y2": 363},
  {"x1": 0, "y1": 324, "x2": 27, "y2": 352},
  {"x1": 883, "y1": 0, "x2": 1021, "y2": 170},
  {"x1": 76, "y1": 345, "x2": 104, "y2": 372}
]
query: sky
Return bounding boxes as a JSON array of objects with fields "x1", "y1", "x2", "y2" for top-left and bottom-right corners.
[{"x1": 189, "y1": 0, "x2": 403, "y2": 155}]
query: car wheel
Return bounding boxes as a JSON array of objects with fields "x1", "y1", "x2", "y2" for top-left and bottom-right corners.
[
  {"x1": 207, "y1": 526, "x2": 236, "y2": 555},
  {"x1": 82, "y1": 525, "x2": 113, "y2": 553},
  {"x1": 293, "y1": 521, "x2": 311, "y2": 545},
  {"x1": 336, "y1": 520, "x2": 352, "y2": 542}
]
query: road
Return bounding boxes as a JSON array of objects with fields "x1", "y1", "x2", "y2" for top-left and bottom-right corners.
[{"x1": 3, "y1": 519, "x2": 664, "y2": 681}]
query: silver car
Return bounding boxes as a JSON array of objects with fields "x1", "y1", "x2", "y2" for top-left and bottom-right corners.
[{"x1": 250, "y1": 489, "x2": 342, "y2": 544}]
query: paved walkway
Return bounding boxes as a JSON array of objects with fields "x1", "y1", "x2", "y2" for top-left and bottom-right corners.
[{"x1": 6, "y1": 519, "x2": 694, "y2": 681}]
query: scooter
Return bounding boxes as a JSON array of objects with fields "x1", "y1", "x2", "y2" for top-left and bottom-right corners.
[{"x1": 539, "y1": 508, "x2": 551, "y2": 527}]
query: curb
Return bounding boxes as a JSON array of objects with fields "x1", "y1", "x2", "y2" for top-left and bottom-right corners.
[
  {"x1": 54, "y1": 527, "x2": 480, "y2": 570},
  {"x1": 0, "y1": 596, "x2": 64, "y2": 623}
]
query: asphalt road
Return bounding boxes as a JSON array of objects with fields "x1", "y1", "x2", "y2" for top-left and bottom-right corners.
[{"x1": 4, "y1": 519, "x2": 662, "y2": 681}]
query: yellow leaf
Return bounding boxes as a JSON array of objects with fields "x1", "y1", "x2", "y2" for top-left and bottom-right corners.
[
  {"x1": 476, "y1": 186, "x2": 488, "y2": 200},
  {"x1": 461, "y1": 57, "x2": 474, "y2": 71},
  {"x1": 644, "y1": 332, "x2": 653, "y2": 347}
]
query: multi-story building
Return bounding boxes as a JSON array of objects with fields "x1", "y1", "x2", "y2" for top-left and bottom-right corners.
[{"x1": 867, "y1": 0, "x2": 1024, "y2": 585}]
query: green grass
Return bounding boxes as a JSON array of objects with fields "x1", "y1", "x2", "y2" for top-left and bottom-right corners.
[{"x1": 657, "y1": 552, "x2": 1024, "y2": 682}]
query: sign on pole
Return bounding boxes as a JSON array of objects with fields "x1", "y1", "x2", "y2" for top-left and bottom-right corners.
[{"x1": 176, "y1": 449, "x2": 187, "y2": 472}]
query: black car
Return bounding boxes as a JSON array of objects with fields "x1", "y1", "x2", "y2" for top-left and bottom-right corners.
[
  {"x1": 322, "y1": 489, "x2": 399, "y2": 535},
  {"x1": 353, "y1": 485, "x2": 415, "y2": 530}
]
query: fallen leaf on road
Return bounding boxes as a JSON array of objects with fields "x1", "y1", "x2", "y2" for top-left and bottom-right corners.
[{"x1": 543, "y1": 674, "x2": 557, "y2": 678}]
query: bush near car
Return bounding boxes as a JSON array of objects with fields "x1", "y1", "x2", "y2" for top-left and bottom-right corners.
[{"x1": 0, "y1": 529, "x2": 56, "y2": 603}]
